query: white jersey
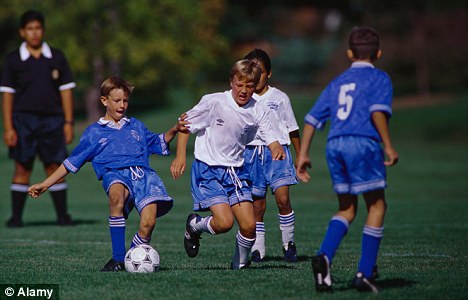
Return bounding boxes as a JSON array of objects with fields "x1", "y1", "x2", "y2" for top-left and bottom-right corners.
[
  {"x1": 186, "y1": 90, "x2": 278, "y2": 167},
  {"x1": 248, "y1": 86, "x2": 299, "y2": 146}
]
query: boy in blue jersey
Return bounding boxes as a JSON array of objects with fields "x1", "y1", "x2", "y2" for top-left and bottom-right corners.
[
  {"x1": 243, "y1": 49, "x2": 301, "y2": 263},
  {"x1": 296, "y1": 27, "x2": 399, "y2": 293},
  {"x1": 28, "y1": 77, "x2": 188, "y2": 272}
]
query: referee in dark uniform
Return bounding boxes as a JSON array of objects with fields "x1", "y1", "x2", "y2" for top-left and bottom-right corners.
[{"x1": 1, "y1": 10, "x2": 76, "y2": 227}]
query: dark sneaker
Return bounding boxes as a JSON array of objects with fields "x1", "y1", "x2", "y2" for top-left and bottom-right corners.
[
  {"x1": 351, "y1": 272, "x2": 379, "y2": 293},
  {"x1": 251, "y1": 250, "x2": 263, "y2": 263},
  {"x1": 184, "y1": 213, "x2": 202, "y2": 258},
  {"x1": 283, "y1": 241, "x2": 298, "y2": 263},
  {"x1": 57, "y1": 214, "x2": 74, "y2": 226},
  {"x1": 311, "y1": 254, "x2": 332, "y2": 292},
  {"x1": 6, "y1": 218, "x2": 23, "y2": 228},
  {"x1": 231, "y1": 260, "x2": 251, "y2": 270},
  {"x1": 100, "y1": 258, "x2": 125, "y2": 272}
]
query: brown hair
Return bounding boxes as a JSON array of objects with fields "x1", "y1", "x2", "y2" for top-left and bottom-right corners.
[
  {"x1": 100, "y1": 77, "x2": 134, "y2": 97},
  {"x1": 349, "y1": 27, "x2": 380, "y2": 61},
  {"x1": 229, "y1": 59, "x2": 262, "y2": 84}
]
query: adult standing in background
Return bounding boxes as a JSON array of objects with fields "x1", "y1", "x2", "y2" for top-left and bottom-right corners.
[{"x1": 1, "y1": 10, "x2": 76, "y2": 227}]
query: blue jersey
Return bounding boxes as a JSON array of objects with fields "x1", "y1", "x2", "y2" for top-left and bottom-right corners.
[
  {"x1": 305, "y1": 62, "x2": 392, "y2": 141},
  {"x1": 63, "y1": 117, "x2": 169, "y2": 179}
]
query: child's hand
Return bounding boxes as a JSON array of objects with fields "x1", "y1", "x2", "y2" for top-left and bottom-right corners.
[
  {"x1": 170, "y1": 157, "x2": 186, "y2": 179},
  {"x1": 176, "y1": 113, "x2": 191, "y2": 134},
  {"x1": 28, "y1": 184, "x2": 48, "y2": 198},
  {"x1": 384, "y1": 146, "x2": 399, "y2": 166},
  {"x1": 268, "y1": 141, "x2": 286, "y2": 160},
  {"x1": 296, "y1": 156, "x2": 312, "y2": 182}
]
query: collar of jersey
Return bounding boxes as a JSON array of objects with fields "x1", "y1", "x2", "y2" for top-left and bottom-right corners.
[
  {"x1": 254, "y1": 85, "x2": 273, "y2": 101},
  {"x1": 20, "y1": 42, "x2": 52, "y2": 61},
  {"x1": 351, "y1": 61, "x2": 374, "y2": 69},
  {"x1": 226, "y1": 90, "x2": 254, "y2": 109},
  {"x1": 98, "y1": 117, "x2": 130, "y2": 129}
]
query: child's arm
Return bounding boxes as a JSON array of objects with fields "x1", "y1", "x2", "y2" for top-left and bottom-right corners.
[
  {"x1": 170, "y1": 131, "x2": 190, "y2": 179},
  {"x1": 267, "y1": 141, "x2": 286, "y2": 160},
  {"x1": 28, "y1": 164, "x2": 70, "y2": 198},
  {"x1": 164, "y1": 113, "x2": 190, "y2": 144},
  {"x1": 289, "y1": 129, "x2": 301, "y2": 167},
  {"x1": 372, "y1": 111, "x2": 399, "y2": 166},
  {"x1": 296, "y1": 124, "x2": 316, "y2": 183}
]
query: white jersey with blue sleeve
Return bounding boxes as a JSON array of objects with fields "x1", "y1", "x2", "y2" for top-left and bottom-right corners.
[
  {"x1": 186, "y1": 90, "x2": 277, "y2": 167},
  {"x1": 305, "y1": 62, "x2": 392, "y2": 141},
  {"x1": 63, "y1": 117, "x2": 169, "y2": 179},
  {"x1": 248, "y1": 86, "x2": 299, "y2": 146}
]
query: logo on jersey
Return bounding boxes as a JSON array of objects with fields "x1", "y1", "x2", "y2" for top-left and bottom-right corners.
[
  {"x1": 267, "y1": 102, "x2": 279, "y2": 111},
  {"x1": 99, "y1": 138, "x2": 108, "y2": 145},
  {"x1": 51, "y1": 69, "x2": 60, "y2": 80},
  {"x1": 216, "y1": 118, "x2": 224, "y2": 126},
  {"x1": 131, "y1": 130, "x2": 141, "y2": 141}
]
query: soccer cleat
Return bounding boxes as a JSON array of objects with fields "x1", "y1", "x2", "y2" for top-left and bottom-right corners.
[
  {"x1": 351, "y1": 272, "x2": 379, "y2": 293},
  {"x1": 184, "y1": 213, "x2": 202, "y2": 258},
  {"x1": 6, "y1": 218, "x2": 23, "y2": 228},
  {"x1": 231, "y1": 260, "x2": 251, "y2": 270},
  {"x1": 100, "y1": 258, "x2": 125, "y2": 272},
  {"x1": 251, "y1": 250, "x2": 263, "y2": 263},
  {"x1": 311, "y1": 254, "x2": 332, "y2": 292},
  {"x1": 57, "y1": 214, "x2": 74, "y2": 226},
  {"x1": 283, "y1": 241, "x2": 298, "y2": 263}
]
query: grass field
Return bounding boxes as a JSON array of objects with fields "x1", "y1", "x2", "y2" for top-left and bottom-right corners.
[{"x1": 0, "y1": 92, "x2": 467, "y2": 300}]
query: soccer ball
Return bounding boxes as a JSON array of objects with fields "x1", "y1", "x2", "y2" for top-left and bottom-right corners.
[{"x1": 124, "y1": 244, "x2": 160, "y2": 273}]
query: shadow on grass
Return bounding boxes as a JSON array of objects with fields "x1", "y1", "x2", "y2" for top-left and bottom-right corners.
[
  {"x1": 260, "y1": 255, "x2": 311, "y2": 262},
  {"x1": 23, "y1": 219, "x2": 99, "y2": 227},
  {"x1": 333, "y1": 277, "x2": 417, "y2": 292}
]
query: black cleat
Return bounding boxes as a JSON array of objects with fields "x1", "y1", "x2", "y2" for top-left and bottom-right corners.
[
  {"x1": 6, "y1": 218, "x2": 23, "y2": 228},
  {"x1": 184, "y1": 213, "x2": 202, "y2": 258},
  {"x1": 251, "y1": 250, "x2": 263, "y2": 263},
  {"x1": 351, "y1": 272, "x2": 379, "y2": 293},
  {"x1": 100, "y1": 258, "x2": 125, "y2": 272},
  {"x1": 311, "y1": 254, "x2": 332, "y2": 292},
  {"x1": 57, "y1": 214, "x2": 74, "y2": 226},
  {"x1": 283, "y1": 241, "x2": 298, "y2": 263}
]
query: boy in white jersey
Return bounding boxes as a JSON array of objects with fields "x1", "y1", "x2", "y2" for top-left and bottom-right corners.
[
  {"x1": 296, "y1": 27, "x2": 399, "y2": 293},
  {"x1": 243, "y1": 49, "x2": 301, "y2": 263},
  {"x1": 29, "y1": 77, "x2": 188, "y2": 272},
  {"x1": 171, "y1": 59, "x2": 285, "y2": 269}
]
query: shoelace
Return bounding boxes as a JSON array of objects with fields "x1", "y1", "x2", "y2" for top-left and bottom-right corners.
[{"x1": 130, "y1": 166, "x2": 145, "y2": 180}]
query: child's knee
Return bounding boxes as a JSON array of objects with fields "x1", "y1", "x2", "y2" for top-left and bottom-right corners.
[
  {"x1": 108, "y1": 194, "x2": 124, "y2": 211},
  {"x1": 212, "y1": 216, "x2": 234, "y2": 233}
]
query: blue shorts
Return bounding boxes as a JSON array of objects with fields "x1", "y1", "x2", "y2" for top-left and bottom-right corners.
[
  {"x1": 101, "y1": 167, "x2": 173, "y2": 219},
  {"x1": 190, "y1": 159, "x2": 253, "y2": 211},
  {"x1": 326, "y1": 136, "x2": 386, "y2": 195},
  {"x1": 244, "y1": 145, "x2": 298, "y2": 198},
  {"x1": 11, "y1": 112, "x2": 68, "y2": 164}
]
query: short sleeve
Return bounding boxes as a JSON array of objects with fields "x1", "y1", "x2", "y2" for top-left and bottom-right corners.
[{"x1": 304, "y1": 87, "x2": 331, "y2": 130}]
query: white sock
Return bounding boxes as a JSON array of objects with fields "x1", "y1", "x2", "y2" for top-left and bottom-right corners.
[
  {"x1": 279, "y1": 211, "x2": 295, "y2": 249},
  {"x1": 232, "y1": 231, "x2": 255, "y2": 269},
  {"x1": 252, "y1": 222, "x2": 265, "y2": 258},
  {"x1": 190, "y1": 215, "x2": 216, "y2": 234}
]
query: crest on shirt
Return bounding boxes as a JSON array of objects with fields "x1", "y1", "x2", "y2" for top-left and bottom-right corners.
[
  {"x1": 131, "y1": 130, "x2": 141, "y2": 141},
  {"x1": 216, "y1": 118, "x2": 224, "y2": 126},
  {"x1": 267, "y1": 102, "x2": 279, "y2": 111},
  {"x1": 51, "y1": 69, "x2": 60, "y2": 80},
  {"x1": 99, "y1": 138, "x2": 108, "y2": 145}
]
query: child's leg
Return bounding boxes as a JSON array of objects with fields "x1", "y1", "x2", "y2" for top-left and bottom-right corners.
[
  {"x1": 252, "y1": 196, "x2": 266, "y2": 259},
  {"x1": 107, "y1": 184, "x2": 129, "y2": 262},
  {"x1": 274, "y1": 185, "x2": 295, "y2": 248},
  {"x1": 231, "y1": 201, "x2": 256, "y2": 269},
  {"x1": 359, "y1": 189, "x2": 386, "y2": 278},
  {"x1": 131, "y1": 203, "x2": 157, "y2": 248},
  {"x1": 319, "y1": 193, "x2": 357, "y2": 263}
]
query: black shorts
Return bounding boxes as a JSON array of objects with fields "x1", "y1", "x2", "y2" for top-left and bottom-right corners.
[{"x1": 10, "y1": 112, "x2": 68, "y2": 164}]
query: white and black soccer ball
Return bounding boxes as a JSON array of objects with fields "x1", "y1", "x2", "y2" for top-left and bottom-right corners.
[{"x1": 124, "y1": 244, "x2": 160, "y2": 273}]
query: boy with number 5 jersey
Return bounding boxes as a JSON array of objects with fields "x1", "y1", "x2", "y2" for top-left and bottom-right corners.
[{"x1": 296, "y1": 27, "x2": 399, "y2": 293}]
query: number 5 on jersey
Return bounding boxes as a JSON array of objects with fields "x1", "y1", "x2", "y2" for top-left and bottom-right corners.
[{"x1": 337, "y1": 83, "x2": 356, "y2": 120}]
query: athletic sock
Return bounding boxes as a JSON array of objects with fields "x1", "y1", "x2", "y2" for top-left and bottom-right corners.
[
  {"x1": 10, "y1": 184, "x2": 28, "y2": 222},
  {"x1": 358, "y1": 225, "x2": 384, "y2": 278},
  {"x1": 319, "y1": 215, "x2": 349, "y2": 263},
  {"x1": 232, "y1": 231, "x2": 255, "y2": 268},
  {"x1": 49, "y1": 183, "x2": 69, "y2": 222},
  {"x1": 190, "y1": 215, "x2": 216, "y2": 235},
  {"x1": 130, "y1": 232, "x2": 151, "y2": 248},
  {"x1": 252, "y1": 222, "x2": 265, "y2": 258},
  {"x1": 109, "y1": 216, "x2": 126, "y2": 262},
  {"x1": 279, "y1": 211, "x2": 295, "y2": 249}
]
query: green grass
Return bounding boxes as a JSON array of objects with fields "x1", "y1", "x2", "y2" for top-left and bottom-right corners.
[{"x1": 0, "y1": 93, "x2": 467, "y2": 299}]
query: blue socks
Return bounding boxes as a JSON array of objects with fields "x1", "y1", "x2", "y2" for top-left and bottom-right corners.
[
  {"x1": 130, "y1": 232, "x2": 151, "y2": 248},
  {"x1": 319, "y1": 215, "x2": 349, "y2": 263},
  {"x1": 109, "y1": 216, "x2": 126, "y2": 262},
  {"x1": 358, "y1": 225, "x2": 384, "y2": 278}
]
